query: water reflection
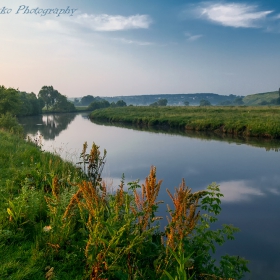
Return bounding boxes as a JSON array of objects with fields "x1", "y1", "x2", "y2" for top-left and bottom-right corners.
[
  {"x1": 18, "y1": 113, "x2": 77, "y2": 140},
  {"x1": 219, "y1": 180, "x2": 265, "y2": 202},
  {"x1": 219, "y1": 176, "x2": 280, "y2": 203}
]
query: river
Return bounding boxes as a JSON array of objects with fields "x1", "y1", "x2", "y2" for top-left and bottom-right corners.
[{"x1": 19, "y1": 112, "x2": 280, "y2": 279}]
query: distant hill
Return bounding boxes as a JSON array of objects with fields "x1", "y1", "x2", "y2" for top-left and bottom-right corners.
[
  {"x1": 70, "y1": 93, "x2": 241, "y2": 106},
  {"x1": 102, "y1": 93, "x2": 242, "y2": 106},
  {"x1": 69, "y1": 90, "x2": 280, "y2": 106}
]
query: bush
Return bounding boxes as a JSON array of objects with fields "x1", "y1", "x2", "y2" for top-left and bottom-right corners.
[{"x1": 0, "y1": 113, "x2": 23, "y2": 134}]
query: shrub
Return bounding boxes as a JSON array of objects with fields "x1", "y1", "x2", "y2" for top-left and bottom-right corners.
[{"x1": 0, "y1": 113, "x2": 23, "y2": 134}]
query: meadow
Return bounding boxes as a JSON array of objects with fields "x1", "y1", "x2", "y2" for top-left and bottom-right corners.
[{"x1": 90, "y1": 106, "x2": 280, "y2": 138}]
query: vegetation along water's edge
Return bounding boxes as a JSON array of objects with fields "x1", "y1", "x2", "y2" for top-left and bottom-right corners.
[
  {"x1": 89, "y1": 106, "x2": 280, "y2": 139},
  {"x1": 0, "y1": 115, "x2": 249, "y2": 279}
]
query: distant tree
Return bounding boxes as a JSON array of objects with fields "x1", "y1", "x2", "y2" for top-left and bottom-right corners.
[
  {"x1": 259, "y1": 100, "x2": 269, "y2": 106},
  {"x1": 80, "y1": 95, "x2": 95, "y2": 106},
  {"x1": 157, "y1": 98, "x2": 168, "y2": 106},
  {"x1": 199, "y1": 99, "x2": 211, "y2": 106},
  {"x1": 150, "y1": 98, "x2": 168, "y2": 107},
  {"x1": 74, "y1": 98, "x2": 80, "y2": 106},
  {"x1": 88, "y1": 100, "x2": 110, "y2": 111},
  {"x1": 115, "y1": 100, "x2": 127, "y2": 107},
  {"x1": 149, "y1": 102, "x2": 158, "y2": 107},
  {"x1": 184, "y1": 101, "x2": 190, "y2": 106},
  {"x1": 0, "y1": 86, "x2": 21, "y2": 115},
  {"x1": 233, "y1": 97, "x2": 244, "y2": 105}
]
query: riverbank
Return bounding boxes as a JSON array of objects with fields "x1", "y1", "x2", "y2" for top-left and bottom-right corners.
[
  {"x1": 41, "y1": 106, "x2": 91, "y2": 114},
  {"x1": 0, "y1": 129, "x2": 85, "y2": 278},
  {"x1": 0, "y1": 128, "x2": 249, "y2": 279},
  {"x1": 89, "y1": 106, "x2": 280, "y2": 138}
]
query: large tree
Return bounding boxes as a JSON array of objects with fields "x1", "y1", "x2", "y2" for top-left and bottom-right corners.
[
  {"x1": 38, "y1": 86, "x2": 74, "y2": 112},
  {"x1": 38, "y1": 86, "x2": 59, "y2": 111}
]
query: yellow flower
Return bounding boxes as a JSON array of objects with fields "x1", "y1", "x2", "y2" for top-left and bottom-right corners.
[{"x1": 43, "y1": 225, "x2": 52, "y2": 232}]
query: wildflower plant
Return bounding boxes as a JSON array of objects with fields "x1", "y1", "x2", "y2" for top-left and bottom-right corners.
[{"x1": 61, "y1": 142, "x2": 249, "y2": 279}]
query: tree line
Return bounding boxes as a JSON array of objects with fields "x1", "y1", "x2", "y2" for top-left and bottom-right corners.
[{"x1": 0, "y1": 85, "x2": 75, "y2": 116}]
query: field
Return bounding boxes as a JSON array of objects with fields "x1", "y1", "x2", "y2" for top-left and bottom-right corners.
[{"x1": 90, "y1": 106, "x2": 280, "y2": 138}]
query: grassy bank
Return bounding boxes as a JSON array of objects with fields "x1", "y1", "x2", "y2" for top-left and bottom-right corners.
[
  {"x1": 0, "y1": 130, "x2": 85, "y2": 279},
  {"x1": 90, "y1": 106, "x2": 280, "y2": 138},
  {"x1": 0, "y1": 122, "x2": 249, "y2": 279}
]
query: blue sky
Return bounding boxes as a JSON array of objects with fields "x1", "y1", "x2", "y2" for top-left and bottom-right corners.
[{"x1": 1, "y1": 0, "x2": 279, "y2": 97}]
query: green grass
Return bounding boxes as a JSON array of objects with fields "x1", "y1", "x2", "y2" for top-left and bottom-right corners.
[
  {"x1": 90, "y1": 106, "x2": 280, "y2": 138},
  {"x1": 0, "y1": 130, "x2": 85, "y2": 279}
]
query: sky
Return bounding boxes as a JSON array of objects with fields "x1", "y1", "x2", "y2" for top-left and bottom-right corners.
[{"x1": 0, "y1": 0, "x2": 280, "y2": 97}]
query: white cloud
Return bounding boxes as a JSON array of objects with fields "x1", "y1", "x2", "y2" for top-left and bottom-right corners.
[
  {"x1": 198, "y1": 3, "x2": 273, "y2": 28},
  {"x1": 116, "y1": 38, "x2": 154, "y2": 46},
  {"x1": 76, "y1": 13, "x2": 152, "y2": 31},
  {"x1": 185, "y1": 32, "x2": 203, "y2": 41}
]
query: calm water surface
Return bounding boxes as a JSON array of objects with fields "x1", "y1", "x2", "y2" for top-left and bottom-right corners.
[{"x1": 19, "y1": 113, "x2": 280, "y2": 279}]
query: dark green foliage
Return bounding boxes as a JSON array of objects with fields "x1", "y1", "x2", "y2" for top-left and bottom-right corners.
[
  {"x1": 0, "y1": 85, "x2": 46, "y2": 117},
  {"x1": 184, "y1": 101, "x2": 190, "y2": 106},
  {"x1": 0, "y1": 86, "x2": 21, "y2": 115},
  {"x1": 150, "y1": 98, "x2": 168, "y2": 107},
  {"x1": 0, "y1": 113, "x2": 23, "y2": 134},
  {"x1": 18, "y1": 92, "x2": 44, "y2": 116},
  {"x1": 80, "y1": 95, "x2": 95, "y2": 106},
  {"x1": 271, "y1": 97, "x2": 280, "y2": 105},
  {"x1": 115, "y1": 100, "x2": 127, "y2": 107},
  {"x1": 52, "y1": 94, "x2": 75, "y2": 112},
  {"x1": 233, "y1": 97, "x2": 244, "y2": 105},
  {"x1": 199, "y1": 99, "x2": 211, "y2": 106},
  {"x1": 38, "y1": 86, "x2": 59, "y2": 111},
  {"x1": 39, "y1": 86, "x2": 75, "y2": 113},
  {"x1": 88, "y1": 100, "x2": 110, "y2": 111}
]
